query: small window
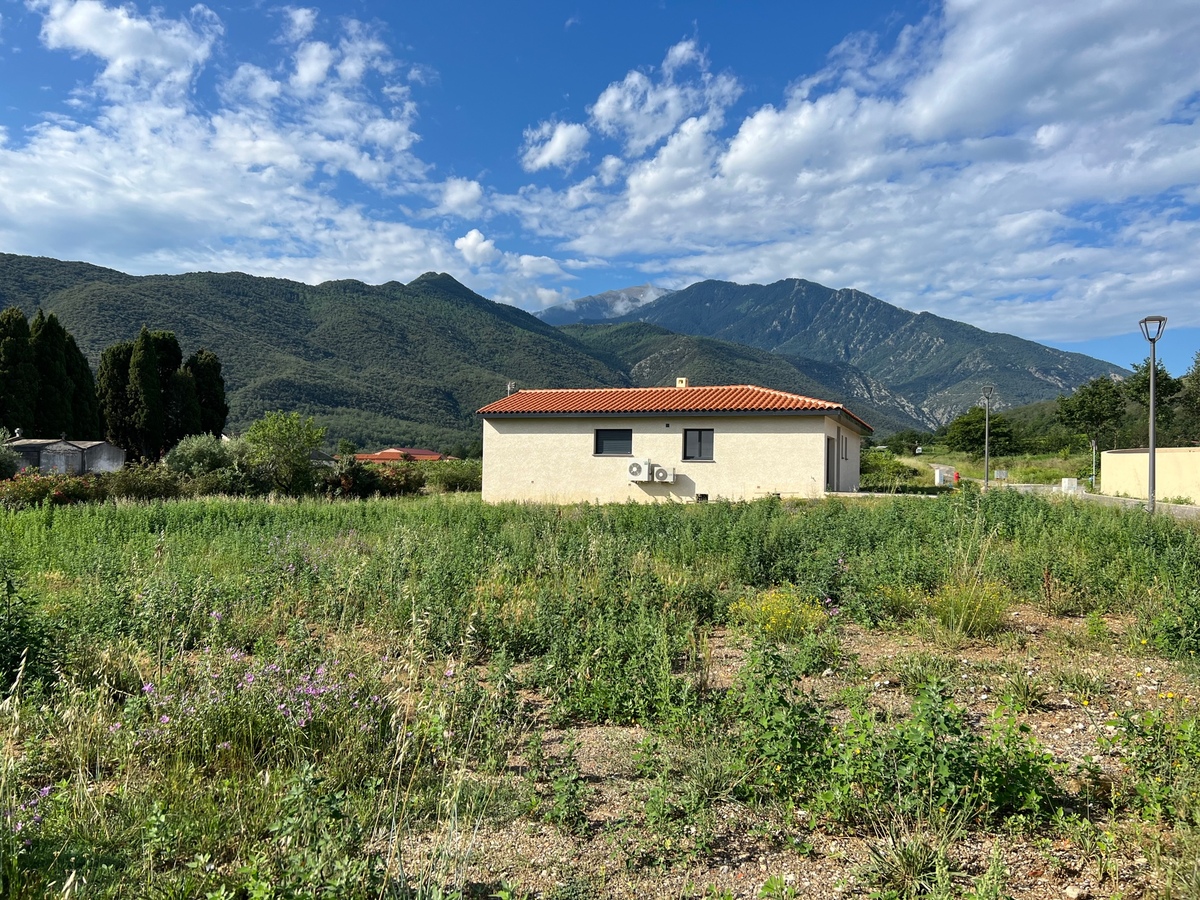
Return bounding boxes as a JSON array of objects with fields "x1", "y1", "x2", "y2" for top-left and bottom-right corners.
[
  {"x1": 683, "y1": 428, "x2": 714, "y2": 461},
  {"x1": 594, "y1": 428, "x2": 633, "y2": 456}
]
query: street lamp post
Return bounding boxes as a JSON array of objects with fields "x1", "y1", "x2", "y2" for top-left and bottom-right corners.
[
  {"x1": 982, "y1": 385, "x2": 994, "y2": 490},
  {"x1": 1138, "y1": 315, "x2": 1167, "y2": 513}
]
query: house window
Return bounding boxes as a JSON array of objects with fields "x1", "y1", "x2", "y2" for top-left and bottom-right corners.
[
  {"x1": 594, "y1": 428, "x2": 633, "y2": 456},
  {"x1": 683, "y1": 428, "x2": 714, "y2": 461}
]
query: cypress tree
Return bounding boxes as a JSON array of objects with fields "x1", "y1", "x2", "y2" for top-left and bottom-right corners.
[
  {"x1": 29, "y1": 311, "x2": 73, "y2": 437},
  {"x1": 185, "y1": 349, "x2": 229, "y2": 436},
  {"x1": 0, "y1": 307, "x2": 38, "y2": 433},
  {"x1": 127, "y1": 327, "x2": 164, "y2": 459},
  {"x1": 165, "y1": 369, "x2": 202, "y2": 447},
  {"x1": 64, "y1": 334, "x2": 102, "y2": 440},
  {"x1": 98, "y1": 341, "x2": 135, "y2": 450}
]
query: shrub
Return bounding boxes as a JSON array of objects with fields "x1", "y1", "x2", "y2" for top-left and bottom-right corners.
[
  {"x1": 100, "y1": 464, "x2": 183, "y2": 501},
  {"x1": 928, "y1": 578, "x2": 1010, "y2": 639},
  {"x1": 374, "y1": 462, "x2": 426, "y2": 496},
  {"x1": 422, "y1": 459, "x2": 482, "y2": 493},
  {"x1": 0, "y1": 442, "x2": 20, "y2": 480},
  {"x1": 0, "y1": 472, "x2": 102, "y2": 509},
  {"x1": 164, "y1": 433, "x2": 233, "y2": 477},
  {"x1": 822, "y1": 684, "x2": 1058, "y2": 824},
  {"x1": 860, "y1": 450, "x2": 924, "y2": 491},
  {"x1": 729, "y1": 585, "x2": 833, "y2": 641}
]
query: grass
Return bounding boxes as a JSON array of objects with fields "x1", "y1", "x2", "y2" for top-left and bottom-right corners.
[{"x1": 0, "y1": 489, "x2": 1199, "y2": 896}]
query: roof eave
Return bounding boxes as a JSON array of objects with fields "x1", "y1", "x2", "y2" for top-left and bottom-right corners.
[{"x1": 481, "y1": 408, "x2": 873, "y2": 433}]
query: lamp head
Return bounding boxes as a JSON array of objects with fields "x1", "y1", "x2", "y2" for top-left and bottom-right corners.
[
  {"x1": 1139, "y1": 315, "x2": 1167, "y2": 343},
  {"x1": 982, "y1": 384, "x2": 994, "y2": 400}
]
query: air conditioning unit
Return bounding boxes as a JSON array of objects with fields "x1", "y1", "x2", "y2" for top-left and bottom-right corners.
[
  {"x1": 627, "y1": 459, "x2": 653, "y2": 482},
  {"x1": 652, "y1": 465, "x2": 676, "y2": 484}
]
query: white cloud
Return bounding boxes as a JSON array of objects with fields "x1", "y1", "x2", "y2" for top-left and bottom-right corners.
[
  {"x1": 7, "y1": 0, "x2": 1200, "y2": 339},
  {"x1": 514, "y1": 254, "x2": 567, "y2": 278},
  {"x1": 588, "y1": 38, "x2": 741, "y2": 156},
  {"x1": 291, "y1": 40, "x2": 334, "y2": 92},
  {"x1": 34, "y1": 0, "x2": 220, "y2": 95},
  {"x1": 520, "y1": 120, "x2": 589, "y2": 172},
  {"x1": 281, "y1": 7, "x2": 316, "y2": 43},
  {"x1": 440, "y1": 177, "x2": 483, "y2": 216},
  {"x1": 0, "y1": 3, "x2": 452, "y2": 287},
  {"x1": 504, "y1": 0, "x2": 1200, "y2": 339},
  {"x1": 455, "y1": 229, "x2": 499, "y2": 266}
]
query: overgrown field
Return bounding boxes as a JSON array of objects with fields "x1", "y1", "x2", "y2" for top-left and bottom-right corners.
[{"x1": 2, "y1": 491, "x2": 1200, "y2": 898}]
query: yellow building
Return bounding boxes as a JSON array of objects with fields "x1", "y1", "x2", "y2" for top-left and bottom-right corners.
[
  {"x1": 1101, "y1": 448, "x2": 1200, "y2": 504},
  {"x1": 477, "y1": 379, "x2": 872, "y2": 504}
]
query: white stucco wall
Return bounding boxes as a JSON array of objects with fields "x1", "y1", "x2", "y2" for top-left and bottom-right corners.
[
  {"x1": 481, "y1": 413, "x2": 862, "y2": 504},
  {"x1": 1101, "y1": 448, "x2": 1200, "y2": 503}
]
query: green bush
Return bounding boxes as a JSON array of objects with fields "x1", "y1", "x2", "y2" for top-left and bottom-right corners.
[
  {"x1": 0, "y1": 442, "x2": 20, "y2": 480},
  {"x1": 860, "y1": 450, "x2": 924, "y2": 491},
  {"x1": 99, "y1": 464, "x2": 183, "y2": 501},
  {"x1": 0, "y1": 472, "x2": 103, "y2": 509},
  {"x1": 421, "y1": 459, "x2": 482, "y2": 493},
  {"x1": 164, "y1": 433, "x2": 233, "y2": 477}
]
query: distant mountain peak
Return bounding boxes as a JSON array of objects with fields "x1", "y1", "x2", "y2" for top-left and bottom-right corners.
[{"x1": 536, "y1": 284, "x2": 674, "y2": 326}]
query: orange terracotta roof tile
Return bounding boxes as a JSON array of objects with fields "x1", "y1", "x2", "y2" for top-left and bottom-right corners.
[{"x1": 478, "y1": 384, "x2": 872, "y2": 432}]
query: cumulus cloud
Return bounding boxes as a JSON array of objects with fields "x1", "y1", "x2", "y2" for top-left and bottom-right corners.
[
  {"x1": 520, "y1": 120, "x2": 589, "y2": 172},
  {"x1": 6, "y1": 0, "x2": 1200, "y2": 336},
  {"x1": 439, "y1": 177, "x2": 484, "y2": 216},
  {"x1": 0, "y1": 2, "x2": 453, "y2": 286},
  {"x1": 588, "y1": 38, "x2": 741, "y2": 156},
  {"x1": 455, "y1": 229, "x2": 499, "y2": 266},
  {"x1": 281, "y1": 7, "x2": 316, "y2": 43},
  {"x1": 505, "y1": 0, "x2": 1200, "y2": 338},
  {"x1": 34, "y1": 0, "x2": 220, "y2": 95}
]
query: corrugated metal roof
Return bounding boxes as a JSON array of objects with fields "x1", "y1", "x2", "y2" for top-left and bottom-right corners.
[{"x1": 478, "y1": 384, "x2": 872, "y2": 432}]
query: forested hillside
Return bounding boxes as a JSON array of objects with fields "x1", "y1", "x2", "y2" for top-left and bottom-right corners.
[{"x1": 0, "y1": 255, "x2": 628, "y2": 449}]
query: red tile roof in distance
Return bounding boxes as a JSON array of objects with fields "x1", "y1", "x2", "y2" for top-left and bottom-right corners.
[
  {"x1": 355, "y1": 448, "x2": 446, "y2": 462},
  {"x1": 478, "y1": 384, "x2": 872, "y2": 432}
]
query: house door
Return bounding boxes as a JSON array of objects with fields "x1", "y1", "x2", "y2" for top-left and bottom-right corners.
[{"x1": 825, "y1": 437, "x2": 836, "y2": 492}]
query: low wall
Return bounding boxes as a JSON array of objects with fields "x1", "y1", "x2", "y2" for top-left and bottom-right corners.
[{"x1": 1101, "y1": 447, "x2": 1200, "y2": 503}]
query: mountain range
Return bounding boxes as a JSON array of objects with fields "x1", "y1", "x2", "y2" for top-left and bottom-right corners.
[
  {"x1": 0, "y1": 253, "x2": 1124, "y2": 449},
  {"x1": 546, "y1": 279, "x2": 1125, "y2": 429}
]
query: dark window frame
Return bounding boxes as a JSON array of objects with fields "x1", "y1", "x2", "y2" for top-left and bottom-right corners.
[
  {"x1": 594, "y1": 428, "x2": 633, "y2": 456},
  {"x1": 683, "y1": 428, "x2": 715, "y2": 461}
]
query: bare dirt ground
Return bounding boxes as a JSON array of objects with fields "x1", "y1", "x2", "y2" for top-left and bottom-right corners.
[{"x1": 402, "y1": 606, "x2": 1200, "y2": 899}]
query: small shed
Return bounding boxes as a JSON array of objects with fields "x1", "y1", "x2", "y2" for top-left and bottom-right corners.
[{"x1": 3, "y1": 438, "x2": 125, "y2": 474}]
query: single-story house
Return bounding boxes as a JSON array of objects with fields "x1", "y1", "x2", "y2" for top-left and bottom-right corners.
[
  {"x1": 477, "y1": 379, "x2": 872, "y2": 504},
  {"x1": 355, "y1": 448, "x2": 448, "y2": 463},
  {"x1": 3, "y1": 437, "x2": 126, "y2": 474}
]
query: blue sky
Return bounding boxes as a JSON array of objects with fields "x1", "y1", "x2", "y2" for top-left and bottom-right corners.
[{"x1": 1, "y1": 0, "x2": 1199, "y2": 377}]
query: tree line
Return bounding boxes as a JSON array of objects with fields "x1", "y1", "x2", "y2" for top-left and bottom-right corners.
[
  {"x1": 880, "y1": 351, "x2": 1200, "y2": 458},
  {"x1": 0, "y1": 307, "x2": 227, "y2": 458}
]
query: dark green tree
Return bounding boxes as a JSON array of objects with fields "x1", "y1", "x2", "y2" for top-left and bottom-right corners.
[
  {"x1": 98, "y1": 341, "x2": 135, "y2": 450},
  {"x1": 29, "y1": 310, "x2": 73, "y2": 437},
  {"x1": 942, "y1": 406, "x2": 1016, "y2": 456},
  {"x1": 0, "y1": 308, "x2": 38, "y2": 433},
  {"x1": 1171, "y1": 351, "x2": 1200, "y2": 446},
  {"x1": 1124, "y1": 357, "x2": 1182, "y2": 424},
  {"x1": 127, "y1": 327, "x2": 164, "y2": 459},
  {"x1": 64, "y1": 334, "x2": 102, "y2": 439},
  {"x1": 165, "y1": 368, "x2": 203, "y2": 446},
  {"x1": 185, "y1": 349, "x2": 229, "y2": 436},
  {"x1": 1057, "y1": 376, "x2": 1125, "y2": 450}
]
